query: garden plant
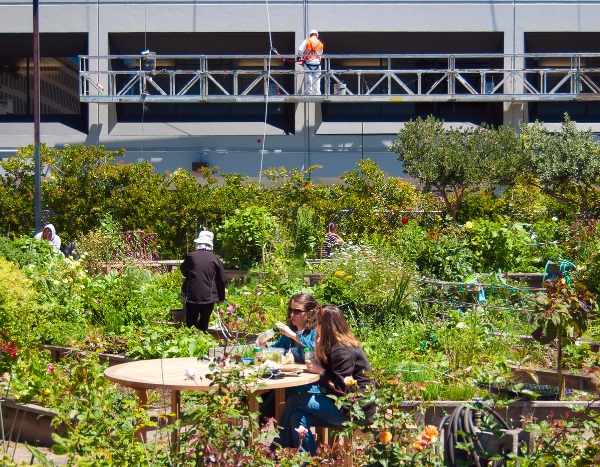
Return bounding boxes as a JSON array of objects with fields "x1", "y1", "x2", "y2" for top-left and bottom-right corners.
[{"x1": 1, "y1": 112, "x2": 600, "y2": 465}]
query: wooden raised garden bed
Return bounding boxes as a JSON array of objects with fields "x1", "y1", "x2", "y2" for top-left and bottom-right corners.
[
  {"x1": 1, "y1": 399, "x2": 66, "y2": 446},
  {"x1": 40, "y1": 345, "x2": 133, "y2": 367}
]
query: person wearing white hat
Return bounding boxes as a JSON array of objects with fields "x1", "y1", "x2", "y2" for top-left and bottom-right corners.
[
  {"x1": 179, "y1": 229, "x2": 226, "y2": 331},
  {"x1": 298, "y1": 29, "x2": 324, "y2": 95}
]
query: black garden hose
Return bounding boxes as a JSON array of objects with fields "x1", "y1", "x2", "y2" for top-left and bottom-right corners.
[{"x1": 438, "y1": 402, "x2": 511, "y2": 467}]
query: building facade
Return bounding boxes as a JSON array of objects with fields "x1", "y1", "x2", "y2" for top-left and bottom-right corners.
[{"x1": 1, "y1": 0, "x2": 600, "y2": 181}]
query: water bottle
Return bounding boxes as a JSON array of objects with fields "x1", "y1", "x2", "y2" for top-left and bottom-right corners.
[
  {"x1": 256, "y1": 327, "x2": 278, "y2": 344},
  {"x1": 304, "y1": 347, "x2": 315, "y2": 362}
]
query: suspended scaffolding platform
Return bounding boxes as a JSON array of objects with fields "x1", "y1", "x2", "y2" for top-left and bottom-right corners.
[{"x1": 79, "y1": 53, "x2": 600, "y2": 104}]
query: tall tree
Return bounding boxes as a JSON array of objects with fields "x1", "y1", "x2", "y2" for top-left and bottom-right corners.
[
  {"x1": 389, "y1": 116, "x2": 522, "y2": 221},
  {"x1": 520, "y1": 113, "x2": 600, "y2": 217}
]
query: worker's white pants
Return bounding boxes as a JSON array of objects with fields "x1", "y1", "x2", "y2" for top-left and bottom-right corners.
[{"x1": 303, "y1": 65, "x2": 321, "y2": 95}]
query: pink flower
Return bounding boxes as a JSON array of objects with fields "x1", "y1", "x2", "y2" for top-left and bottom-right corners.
[
  {"x1": 227, "y1": 305, "x2": 234, "y2": 314},
  {"x1": 47, "y1": 364, "x2": 55, "y2": 373}
]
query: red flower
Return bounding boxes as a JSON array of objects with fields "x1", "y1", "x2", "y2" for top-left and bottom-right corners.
[
  {"x1": 428, "y1": 231, "x2": 435, "y2": 237},
  {"x1": 401, "y1": 217, "x2": 409, "y2": 224},
  {"x1": 2, "y1": 330, "x2": 6, "y2": 335}
]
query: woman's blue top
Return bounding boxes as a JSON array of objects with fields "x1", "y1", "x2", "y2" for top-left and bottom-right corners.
[{"x1": 271, "y1": 328, "x2": 316, "y2": 363}]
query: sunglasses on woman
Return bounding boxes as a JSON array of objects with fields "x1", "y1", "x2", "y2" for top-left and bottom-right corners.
[{"x1": 289, "y1": 308, "x2": 306, "y2": 315}]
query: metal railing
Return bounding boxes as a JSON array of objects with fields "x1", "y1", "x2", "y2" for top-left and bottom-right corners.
[{"x1": 78, "y1": 53, "x2": 600, "y2": 103}]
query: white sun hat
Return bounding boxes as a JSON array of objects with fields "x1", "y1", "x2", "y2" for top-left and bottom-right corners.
[
  {"x1": 310, "y1": 29, "x2": 319, "y2": 36},
  {"x1": 193, "y1": 230, "x2": 214, "y2": 249}
]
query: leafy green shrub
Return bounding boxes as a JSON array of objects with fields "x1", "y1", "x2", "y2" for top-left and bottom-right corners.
[
  {"x1": 294, "y1": 204, "x2": 318, "y2": 257},
  {"x1": 463, "y1": 219, "x2": 538, "y2": 272},
  {"x1": 312, "y1": 242, "x2": 415, "y2": 318},
  {"x1": 457, "y1": 189, "x2": 502, "y2": 223},
  {"x1": 9, "y1": 347, "x2": 56, "y2": 404},
  {"x1": 82, "y1": 266, "x2": 180, "y2": 334},
  {"x1": 123, "y1": 324, "x2": 217, "y2": 359},
  {"x1": 218, "y1": 205, "x2": 279, "y2": 269},
  {"x1": 40, "y1": 351, "x2": 152, "y2": 465},
  {"x1": 0, "y1": 257, "x2": 40, "y2": 344}
]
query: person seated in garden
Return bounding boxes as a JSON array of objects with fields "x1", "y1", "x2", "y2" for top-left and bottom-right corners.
[
  {"x1": 259, "y1": 293, "x2": 319, "y2": 362},
  {"x1": 319, "y1": 223, "x2": 345, "y2": 258},
  {"x1": 34, "y1": 223, "x2": 63, "y2": 255},
  {"x1": 274, "y1": 305, "x2": 376, "y2": 455},
  {"x1": 259, "y1": 293, "x2": 319, "y2": 421}
]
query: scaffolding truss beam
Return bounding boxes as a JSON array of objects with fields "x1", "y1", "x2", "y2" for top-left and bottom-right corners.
[{"x1": 79, "y1": 53, "x2": 600, "y2": 103}]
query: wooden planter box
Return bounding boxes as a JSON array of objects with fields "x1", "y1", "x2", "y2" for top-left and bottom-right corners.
[
  {"x1": 40, "y1": 345, "x2": 133, "y2": 367},
  {"x1": 410, "y1": 400, "x2": 600, "y2": 428},
  {"x1": 170, "y1": 309, "x2": 258, "y2": 343},
  {"x1": 505, "y1": 273, "x2": 545, "y2": 290},
  {"x1": 512, "y1": 366, "x2": 596, "y2": 391},
  {"x1": 304, "y1": 274, "x2": 324, "y2": 286},
  {"x1": 224, "y1": 270, "x2": 248, "y2": 286},
  {"x1": 1, "y1": 399, "x2": 65, "y2": 446}
]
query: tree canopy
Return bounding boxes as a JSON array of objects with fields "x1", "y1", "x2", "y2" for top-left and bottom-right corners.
[
  {"x1": 389, "y1": 116, "x2": 522, "y2": 220},
  {"x1": 520, "y1": 113, "x2": 600, "y2": 217}
]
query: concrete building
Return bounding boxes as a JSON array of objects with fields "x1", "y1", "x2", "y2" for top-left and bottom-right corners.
[{"x1": 1, "y1": 0, "x2": 600, "y2": 182}]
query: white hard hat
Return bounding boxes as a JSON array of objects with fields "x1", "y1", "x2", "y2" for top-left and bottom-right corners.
[{"x1": 310, "y1": 29, "x2": 319, "y2": 37}]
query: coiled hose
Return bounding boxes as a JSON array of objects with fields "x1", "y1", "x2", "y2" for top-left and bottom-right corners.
[{"x1": 438, "y1": 403, "x2": 511, "y2": 467}]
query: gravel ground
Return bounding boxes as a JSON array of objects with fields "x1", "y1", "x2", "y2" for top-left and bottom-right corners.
[{"x1": 2, "y1": 443, "x2": 67, "y2": 466}]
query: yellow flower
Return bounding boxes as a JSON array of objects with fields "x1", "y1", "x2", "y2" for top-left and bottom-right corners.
[
  {"x1": 62, "y1": 279, "x2": 69, "y2": 284},
  {"x1": 445, "y1": 256, "x2": 451, "y2": 261},
  {"x1": 334, "y1": 270, "x2": 345, "y2": 276},
  {"x1": 377, "y1": 431, "x2": 392, "y2": 444},
  {"x1": 465, "y1": 221, "x2": 473, "y2": 230},
  {"x1": 344, "y1": 376, "x2": 357, "y2": 387},
  {"x1": 344, "y1": 275, "x2": 353, "y2": 280}
]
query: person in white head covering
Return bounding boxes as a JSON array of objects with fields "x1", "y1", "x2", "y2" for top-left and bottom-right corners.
[
  {"x1": 179, "y1": 230, "x2": 227, "y2": 331},
  {"x1": 34, "y1": 223, "x2": 63, "y2": 255}
]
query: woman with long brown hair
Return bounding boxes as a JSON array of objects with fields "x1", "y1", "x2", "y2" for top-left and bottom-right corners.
[
  {"x1": 267, "y1": 293, "x2": 318, "y2": 363},
  {"x1": 274, "y1": 305, "x2": 375, "y2": 455}
]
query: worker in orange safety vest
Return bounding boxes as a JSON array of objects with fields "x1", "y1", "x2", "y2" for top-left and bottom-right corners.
[{"x1": 298, "y1": 29, "x2": 324, "y2": 95}]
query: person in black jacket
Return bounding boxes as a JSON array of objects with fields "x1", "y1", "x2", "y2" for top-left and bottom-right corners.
[
  {"x1": 274, "y1": 305, "x2": 375, "y2": 455},
  {"x1": 179, "y1": 230, "x2": 226, "y2": 332}
]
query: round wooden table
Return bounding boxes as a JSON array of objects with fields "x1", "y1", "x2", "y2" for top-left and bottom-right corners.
[{"x1": 104, "y1": 357, "x2": 320, "y2": 442}]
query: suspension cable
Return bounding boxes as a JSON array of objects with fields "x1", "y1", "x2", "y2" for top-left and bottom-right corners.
[{"x1": 259, "y1": 0, "x2": 274, "y2": 184}]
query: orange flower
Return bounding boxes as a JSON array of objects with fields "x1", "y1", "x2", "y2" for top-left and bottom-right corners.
[
  {"x1": 413, "y1": 440, "x2": 427, "y2": 451},
  {"x1": 421, "y1": 425, "x2": 438, "y2": 442},
  {"x1": 377, "y1": 431, "x2": 392, "y2": 444}
]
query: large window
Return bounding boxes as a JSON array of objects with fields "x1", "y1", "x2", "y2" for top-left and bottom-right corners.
[
  {"x1": 526, "y1": 33, "x2": 600, "y2": 123},
  {"x1": 0, "y1": 33, "x2": 87, "y2": 131},
  {"x1": 109, "y1": 32, "x2": 295, "y2": 134},
  {"x1": 322, "y1": 32, "x2": 504, "y2": 128}
]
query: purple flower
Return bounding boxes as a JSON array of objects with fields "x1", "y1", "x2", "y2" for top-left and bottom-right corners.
[{"x1": 47, "y1": 364, "x2": 55, "y2": 373}]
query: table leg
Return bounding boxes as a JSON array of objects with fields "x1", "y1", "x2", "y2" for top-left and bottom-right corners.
[
  {"x1": 248, "y1": 395, "x2": 261, "y2": 445},
  {"x1": 170, "y1": 390, "x2": 181, "y2": 448},
  {"x1": 274, "y1": 388, "x2": 286, "y2": 421},
  {"x1": 135, "y1": 389, "x2": 148, "y2": 442}
]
